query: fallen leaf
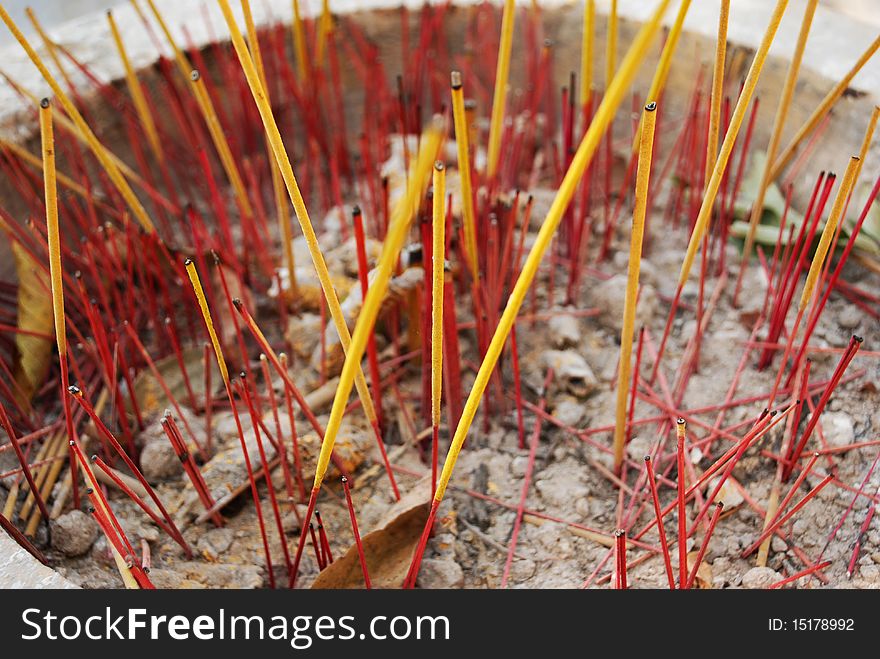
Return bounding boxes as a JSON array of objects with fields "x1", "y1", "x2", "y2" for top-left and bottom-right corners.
[
  {"x1": 687, "y1": 551, "x2": 713, "y2": 589},
  {"x1": 311, "y1": 477, "x2": 430, "y2": 589},
  {"x1": 10, "y1": 241, "x2": 53, "y2": 404}
]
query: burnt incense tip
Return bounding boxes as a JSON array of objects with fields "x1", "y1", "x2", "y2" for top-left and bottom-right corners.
[
  {"x1": 86, "y1": 488, "x2": 93, "y2": 496},
  {"x1": 211, "y1": 250, "x2": 221, "y2": 265},
  {"x1": 87, "y1": 506, "x2": 95, "y2": 514},
  {"x1": 67, "y1": 385, "x2": 81, "y2": 396},
  {"x1": 183, "y1": 257, "x2": 193, "y2": 266},
  {"x1": 434, "y1": 160, "x2": 444, "y2": 171},
  {"x1": 341, "y1": 475, "x2": 348, "y2": 484},
  {"x1": 190, "y1": 69, "x2": 201, "y2": 82},
  {"x1": 352, "y1": 204, "x2": 361, "y2": 216},
  {"x1": 770, "y1": 410, "x2": 778, "y2": 417},
  {"x1": 450, "y1": 70, "x2": 462, "y2": 89},
  {"x1": 645, "y1": 101, "x2": 657, "y2": 112},
  {"x1": 232, "y1": 297, "x2": 242, "y2": 310},
  {"x1": 716, "y1": 502, "x2": 724, "y2": 509},
  {"x1": 644, "y1": 455, "x2": 651, "y2": 462},
  {"x1": 68, "y1": 440, "x2": 75, "y2": 447},
  {"x1": 853, "y1": 335, "x2": 864, "y2": 344},
  {"x1": 676, "y1": 417, "x2": 686, "y2": 426},
  {"x1": 239, "y1": 371, "x2": 247, "y2": 380},
  {"x1": 39, "y1": 97, "x2": 49, "y2": 109},
  {"x1": 90, "y1": 454, "x2": 97, "y2": 462}
]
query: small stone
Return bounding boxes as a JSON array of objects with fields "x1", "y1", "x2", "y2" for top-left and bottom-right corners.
[
  {"x1": 857, "y1": 564, "x2": 880, "y2": 583},
  {"x1": 51, "y1": 510, "x2": 99, "y2": 557},
  {"x1": 282, "y1": 505, "x2": 309, "y2": 533},
  {"x1": 508, "y1": 558, "x2": 537, "y2": 584},
  {"x1": 511, "y1": 456, "x2": 529, "y2": 478},
  {"x1": 771, "y1": 536, "x2": 788, "y2": 553},
  {"x1": 139, "y1": 439, "x2": 181, "y2": 482},
  {"x1": 707, "y1": 476, "x2": 744, "y2": 509},
  {"x1": 821, "y1": 412, "x2": 855, "y2": 448},
  {"x1": 591, "y1": 274, "x2": 658, "y2": 333},
  {"x1": 838, "y1": 304, "x2": 862, "y2": 330},
  {"x1": 541, "y1": 350, "x2": 598, "y2": 398},
  {"x1": 197, "y1": 528, "x2": 234, "y2": 558},
  {"x1": 548, "y1": 312, "x2": 580, "y2": 348},
  {"x1": 741, "y1": 566, "x2": 781, "y2": 589},
  {"x1": 551, "y1": 398, "x2": 586, "y2": 427},
  {"x1": 416, "y1": 558, "x2": 464, "y2": 589}
]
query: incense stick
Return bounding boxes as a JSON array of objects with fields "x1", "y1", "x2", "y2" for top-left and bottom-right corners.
[
  {"x1": 431, "y1": 161, "x2": 446, "y2": 498},
  {"x1": 612, "y1": 102, "x2": 657, "y2": 472},
  {"x1": 486, "y1": 0, "x2": 516, "y2": 179},
  {"x1": 736, "y1": 0, "x2": 818, "y2": 304}
]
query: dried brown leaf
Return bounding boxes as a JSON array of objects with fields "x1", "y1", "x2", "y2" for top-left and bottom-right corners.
[
  {"x1": 311, "y1": 478, "x2": 430, "y2": 589},
  {"x1": 10, "y1": 241, "x2": 53, "y2": 404}
]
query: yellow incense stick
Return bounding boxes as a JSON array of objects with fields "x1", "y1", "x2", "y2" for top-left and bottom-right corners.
[
  {"x1": 799, "y1": 156, "x2": 860, "y2": 312},
  {"x1": 579, "y1": 0, "x2": 594, "y2": 108},
  {"x1": 705, "y1": 0, "x2": 730, "y2": 183},
  {"x1": 431, "y1": 161, "x2": 446, "y2": 429},
  {"x1": 486, "y1": 0, "x2": 516, "y2": 179},
  {"x1": 42, "y1": 99, "x2": 137, "y2": 589},
  {"x1": 630, "y1": 0, "x2": 691, "y2": 153},
  {"x1": 769, "y1": 33, "x2": 880, "y2": 182},
  {"x1": 311, "y1": 127, "x2": 441, "y2": 490},
  {"x1": 451, "y1": 71, "x2": 479, "y2": 279},
  {"x1": 739, "y1": 0, "x2": 817, "y2": 285},
  {"x1": 0, "y1": 6, "x2": 156, "y2": 234},
  {"x1": 612, "y1": 102, "x2": 657, "y2": 472},
  {"x1": 216, "y1": 0, "x2": 380, "y2": 432},
  {"x1": 142, "y1": 0, "x2": 253, "y2": 219},
  {"x1": 40, "y1": 100, "x2": 65, "y2": 360},
  {"x1": 316, "y1": 0, "x2": 332, "y2": 64},
  {"x1": 433, "y1": 0, "x2": 673, "y2": 504},
  {"x1": 25, "y1": 8, "x2": 75, "y2": 90},
  {"x1": 291, "y1": 0, "x2": 309, "y2": 81},
  {"x1": 107, "y1": 10, "x2": 164, "y2": 163},
  {"x1": 678, "y1": 0, "x2": 789, "y2": 289},
  {"x1": 185, "y1": 260, "x2": 231, "y2": 386},
  {"x1": 240, "y1": 0, "x2": 298, "y2": 297},
  {"x1": 606, "y1": 0, "x2": 618, "y2": 88}
]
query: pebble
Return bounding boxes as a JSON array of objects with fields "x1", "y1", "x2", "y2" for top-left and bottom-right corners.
[
  {"x1": 541, "y1": 350, "x2": 598, "y2": 398},
  {"x1": 821, "y1": 412, "x2": 855, "y2": 448},
  {"x1": 771, "y1": 536, "x2": 788, "y2": 553},
  {"x1": 196, "y1": 528, "x2": 234, "y2": 558},
  {"x1": 416, "y1": 558, "x2": 464, "y2": 589},
  {"x1": 857, "y1": 564, "x2": 880, "y2": 583},
  {"x1": 741, "y1": 566, "x2": 781, "y2": 589},
  {"x1": 139, "y1": 439, "x2": 182, "y2": 482},
  {"x1": 591, "y1": 273, "x2": 658, "y2": 333},
  {"x1": 511, "y1": 456, "x2": 529, "y2": 478},
  {"x1": 838, "y1": 304, "x2": 862, "y2": 330},
  {"x1": 707, "y1": 476, "x2": 744, "y2": 509},
  {"x1": 551, "y1": 398, "x2": 586, "y2": 427},
  {"x1": 548, "y1": 312, "x2": 580, "y2": 349},
  {"x1": 50, "y1": 510, "x2": 99, "y2": 557}
]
